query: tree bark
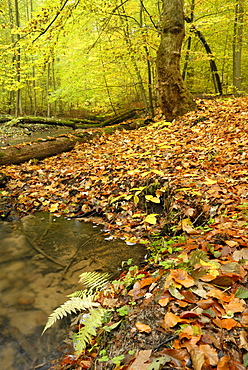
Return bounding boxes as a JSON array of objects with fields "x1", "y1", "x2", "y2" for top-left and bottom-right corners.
[{"x1": 156, "y1": 0, "x2": 196, "y2": 121}]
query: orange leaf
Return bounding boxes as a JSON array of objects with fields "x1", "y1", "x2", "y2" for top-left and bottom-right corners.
[
  {"x1": 135, "y1": 322, "x2": 151, "y2": 333},
  {"x1": 223, "y1": 297, "x2": 245, "y2": 313},
  {"x1": 213, "y1": 317, "x2": 237, "y2": 330},
  {"x1": 163, "y1": 312, "x2": 182, "y2": 330},
  {"x1": 217, "y1": 355, "x2": 231, "y2": 370},
  {"x1": 171, "y1": 269, "x2": 195, "y2": 288},
  {"x1": 158, "y1": 297, "x2": 170, "y2": 307}
]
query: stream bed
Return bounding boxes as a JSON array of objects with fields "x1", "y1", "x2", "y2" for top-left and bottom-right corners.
[{"x1": 0, "y1": 212, "x2": 146, "y2": 370}]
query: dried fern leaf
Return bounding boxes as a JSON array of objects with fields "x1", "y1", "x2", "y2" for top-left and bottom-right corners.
[
  {"x1": 79, "y1": 271, "x2": 110, "y2": 291},
  {"x1": 42, "y1": 295, "x2": 99, "y2": 334},
  {"x1": 73, "y1": 307, "x2": 106, "y2": 354}
]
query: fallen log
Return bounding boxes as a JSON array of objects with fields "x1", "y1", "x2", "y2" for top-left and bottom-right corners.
[{"x1": 0, "y1": 117, "x2": 150, "y2": 165}]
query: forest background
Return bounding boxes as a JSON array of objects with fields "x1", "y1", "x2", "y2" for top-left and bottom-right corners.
[{"x1": 0, "y1": 0, "x2": 247, "y2": 119}]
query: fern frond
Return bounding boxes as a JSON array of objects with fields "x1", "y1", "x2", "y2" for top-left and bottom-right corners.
[
  {"x1": 73, "y1": 307, "x2": 106, "y2": 354},
  {"x1": 67, "y1": 289, "x2": 94, "y2": 299},
  {"x1": 42, "y1": 295, "x2": 100, "y2": 334},
  {"x1": 79, "y1": 271, "x2": 110, "y2": 291}
]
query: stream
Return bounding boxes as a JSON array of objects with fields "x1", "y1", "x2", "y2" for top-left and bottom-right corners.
[{"x1": 0, "y1": 212, "x2": 146, "y2": 370}]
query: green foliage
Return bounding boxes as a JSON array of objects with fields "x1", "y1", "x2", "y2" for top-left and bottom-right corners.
[
  {"x1": 42, "y1": 295, "x2": 100, "y2": 334},
  {"x1": 73, "y1": 307, "x2": 106, "y2": 354},
  {"x1": 43, "y1": 271, "x2": 112, "y2": 353}
]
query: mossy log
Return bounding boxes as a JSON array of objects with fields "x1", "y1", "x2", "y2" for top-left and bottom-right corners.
[
  {"x1": 0, "y1": 133, "x2": 97, "y2": 165},
  {"x1": 0, "y1": 116, "x2": 150, "y2": 165}
]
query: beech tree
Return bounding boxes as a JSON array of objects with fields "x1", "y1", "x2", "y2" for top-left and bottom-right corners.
[{"x1": 156, "y1": 0, "x2": 196, "y2": 121}]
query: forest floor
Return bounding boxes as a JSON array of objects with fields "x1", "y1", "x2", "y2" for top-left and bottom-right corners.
[{"x1": 1, "y1": 97, "x2": 248, "y2": 370}]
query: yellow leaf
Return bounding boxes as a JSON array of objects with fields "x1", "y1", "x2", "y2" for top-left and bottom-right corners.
[
  {"x1": 152, "y1": 169, "x2": 164, "y2": 176},
  {"x1": 181, "y1": 218, "x2": 199, "y2": 235},
  {"x1": 145, "y1": 195, "x2": 160, "y2": 203},
  {"x1": 133, "y1": 194, "x2": 140, "y2": 204},
  {"x1": 144, "y1": 214, "x2": 158, "y2": 224},
  {"x1": 203, "y1": 178, "x2": 218, "y2": 185},
  {"x1": 49, "y1": 203, "x2": 58, "y2": 212}
]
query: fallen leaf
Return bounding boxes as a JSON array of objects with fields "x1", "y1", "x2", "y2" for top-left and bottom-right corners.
[
  {"x1": 129, "y1": 349, "x2": 152, "y2": 370},
  {"x1": 181, "y1": 218, "x2": 199, "y2": 235},
  {"x1": 171, "y1": 269, "x2": 195, "y2": 288},
  {"x1": 135, "y1": 322, "x2": 152, "y2": 333},
  {"x1": 189, "y1": 347, "x2": 205, "y2": 370},
  {"x1": 163, "y1": 312, "x2": 182, "y2": 330},
  {"x1": 213, "y1": 317, "x2": 237, "y2": 330}
]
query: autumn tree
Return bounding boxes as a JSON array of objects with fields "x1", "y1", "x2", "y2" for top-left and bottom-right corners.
[{"x1": 156, "y1": 0, "x2": 196, "y2": 121}]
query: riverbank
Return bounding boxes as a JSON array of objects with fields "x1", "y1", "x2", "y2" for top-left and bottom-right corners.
[{"x1": 1, "y1": 96, "x2": 248, "y2": 369}]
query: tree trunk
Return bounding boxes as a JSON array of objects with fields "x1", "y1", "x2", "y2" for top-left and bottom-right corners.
[
  {"x1": 233, "y1": 0, "x2": 244, "y2": 92},
  {"x1": 156, "y1": 0, "x2": 196, "y2": 121}
]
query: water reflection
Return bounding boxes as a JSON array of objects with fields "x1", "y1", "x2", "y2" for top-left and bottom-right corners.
[{"x1": 0, "y1": 213, "x2": 146, "y2": 369}]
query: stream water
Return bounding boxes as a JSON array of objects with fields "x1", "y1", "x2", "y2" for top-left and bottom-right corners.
[{"x1": 0, "y1": 213, "x2": 146, "y2": 370}]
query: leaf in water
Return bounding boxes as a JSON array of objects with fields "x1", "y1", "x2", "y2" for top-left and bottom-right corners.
[
  {"x1": 135, "y1": 322, "x2": 152, "y2": 333},
  {"x1": 144, "y1": 214, "x2": 158, "y2": 224},
  {"x1": 235, "y1": 286, "x2": 248, "y2": 299}
]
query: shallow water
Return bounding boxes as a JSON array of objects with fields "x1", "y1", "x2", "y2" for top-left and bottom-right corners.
[{"x1": 0, "y1": 213, "x2": 146, "y2": 370}]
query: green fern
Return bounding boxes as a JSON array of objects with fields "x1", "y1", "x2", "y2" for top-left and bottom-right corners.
[
  {"x1": 42, "y1": 295, "x2": 100, "y2": 334},
  {"x1": 73, "y1": 307, "x2": 106, "y2": 354}
]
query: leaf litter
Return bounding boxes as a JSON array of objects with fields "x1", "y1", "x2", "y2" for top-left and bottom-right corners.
[{"x1": 1, "y1": 97, "x2": 248, "y2": 369}]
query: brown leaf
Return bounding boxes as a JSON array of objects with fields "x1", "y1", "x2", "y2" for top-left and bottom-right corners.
[
  {"x1": 223, "y1": 297, "x2": 245, "y2": 313},
  {"x1": 163, "y1": 312, "x2": 182, "y2": 330},
  {"x1": 189, "y1": 347, "x2": 205, "y2": 370},
  {"x1": 171, "y1": 269, "x2": 195, "y2": 288},
  {"x1": 129, "y1": 349, "x2": 152, "y2": 370},
  {"x1": 135, "y1": 322, "x2": 152, "y2": 333},
  {"x1": 213, "y1": 317, "x2": 237, "y2": 330},
  {"x1": 199, "y1": 344, "x2": 218, "y2": 366},
  {"x1": 158, "y1": 348, "x2": 188, "y2": 367}
]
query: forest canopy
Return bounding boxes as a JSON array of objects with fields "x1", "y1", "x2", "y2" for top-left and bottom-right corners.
[{"x1": 0, "y1": 0, "x2": 247, "y2": 117}]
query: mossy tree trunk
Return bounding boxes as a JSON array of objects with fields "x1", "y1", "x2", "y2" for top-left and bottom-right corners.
[{"x1": 156, "y1": 0, "x2": 196, "y2": 121}]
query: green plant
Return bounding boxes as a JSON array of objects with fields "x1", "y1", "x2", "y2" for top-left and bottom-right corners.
[
  {"x1": 149, "y1": 235, "x2": 185, "y2": 264},
  {"x1": 42, "y1": 271, "x2": 111, "y2": 354}
]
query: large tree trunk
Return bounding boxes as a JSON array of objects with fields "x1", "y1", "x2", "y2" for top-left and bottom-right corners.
[{"x1": 156, "y1": 0, "x2": 196, "y2": 121}]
